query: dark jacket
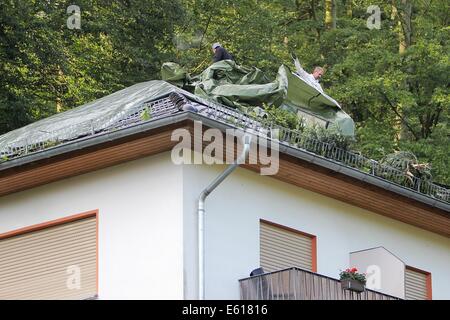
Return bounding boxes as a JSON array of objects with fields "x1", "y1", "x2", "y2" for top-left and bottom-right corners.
[{"x1": 213, "y1": 46, "x2": 234, "y2": 63}]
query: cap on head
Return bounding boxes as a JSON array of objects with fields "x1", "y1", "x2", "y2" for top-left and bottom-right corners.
[{"x1": 212, "y1": 42, "x2": 221, "y2": 49}]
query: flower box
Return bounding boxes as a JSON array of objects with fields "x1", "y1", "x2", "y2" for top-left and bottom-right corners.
[{"x1": 341, "y1": 278, "x2": 365, "y2": 293}]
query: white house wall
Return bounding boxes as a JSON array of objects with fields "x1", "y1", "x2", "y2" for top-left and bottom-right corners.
[
  {"x1": 182, "y1": 162, "x2": 450, "y2": 300},
  {"x1": 0, "y1": 152, "x2": 184, "y2": 299},
  {"x1": 0, "y1": 151, "x2": 449, "y2": 300}
]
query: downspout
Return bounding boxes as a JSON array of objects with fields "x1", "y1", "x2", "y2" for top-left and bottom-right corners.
[{"x1": 197, "y1": 134, "x2": 251, "y2": 300}]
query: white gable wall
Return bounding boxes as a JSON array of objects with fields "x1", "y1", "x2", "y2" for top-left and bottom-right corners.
[
  {"x1": 0, "y1": 152, "x2": 184, "y2": 299},
  {"x1": 182, "y1": 162, "x2": 450, "y2": 299}
]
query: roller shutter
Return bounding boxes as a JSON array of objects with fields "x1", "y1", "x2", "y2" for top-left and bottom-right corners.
[
  {"x1": 0, "y1": 215, "x2": 97, "y2": 300},
  {"x1": 260, "y1": 221, "x2": 313, "y2": 272},
  {"x1": 405, "y1": 267, "x2": 429, "y2": 300}
]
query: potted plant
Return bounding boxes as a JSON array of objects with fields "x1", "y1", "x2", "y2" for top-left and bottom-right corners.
[{"x1": 340, "y1": 267, "x2": 366, "y2": 293}]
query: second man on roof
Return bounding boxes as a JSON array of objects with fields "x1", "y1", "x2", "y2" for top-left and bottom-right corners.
[{"x1": 212, "y1": 43, "x2": 234, "y2": 63}]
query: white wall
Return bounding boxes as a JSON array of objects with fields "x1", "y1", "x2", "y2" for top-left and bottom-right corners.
[
  {"x1": 0, "y1": 152, "x2": 184, "y2": 299},
  {"x1": 182, "y1": 163, "x2": 450, "y2": 300},
  {"x1": 1, "y1": 151, "x2": 449, "y2": 300},
  {"x1": 350, "y1": 247, "x2": 406, "y2": 298}
]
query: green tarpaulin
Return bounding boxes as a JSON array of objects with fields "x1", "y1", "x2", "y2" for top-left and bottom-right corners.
[{"x1": 162, "y1": 60, "x2": 355, "y2": 136}]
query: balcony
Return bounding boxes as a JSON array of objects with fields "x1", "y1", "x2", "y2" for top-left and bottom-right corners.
[{"x1": 239, "y1": 267, "x2": 400, "y2": 300}]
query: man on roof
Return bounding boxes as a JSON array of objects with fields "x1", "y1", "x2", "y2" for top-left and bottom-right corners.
[
  {"x1": 212, "y1": 42, "x2": 234, "y2": 63},
  {"x1": 292, "y1": 54, "x2": 324, "y2": 93}
]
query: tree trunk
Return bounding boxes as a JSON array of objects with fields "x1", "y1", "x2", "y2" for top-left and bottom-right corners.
[
  {"x1": 393, "y1": 0, "x2": 413, "y2": 54},
  {"x1": 56, "y1": 67, "x2": 64, "y2": 113},
  {"x1": 402, "y1": 0, "x2": 413, "y2": 51},
  {"x1": 332, "y1": 0, "x2": 337, "y2": 29},
  {"x1": 308, "y1": 0, "x2": 321, "y2": 39},
  {"x1": 391, "y1": 2, "x2": 397, "y2": 20},
  {"x1": 325, "y1": 0, "x2": 333, "y2": 29},
  {"x1": 309, "y1": 0, "x2": 316, "y2": 20},
  {"x1": 346, "y1": 0, "x2": 352, "y2": 18}
]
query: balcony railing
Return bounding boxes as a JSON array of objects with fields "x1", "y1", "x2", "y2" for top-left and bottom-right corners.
[{"x1": 239, "y1": 267, "x2": 400, "y2": 300}]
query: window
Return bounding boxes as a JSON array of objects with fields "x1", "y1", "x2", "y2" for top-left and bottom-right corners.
[
  {"x1": 0, "y1": 212, "x2": 97, "y2": 300},
  {"x1": 260, "y1": 219, "x2": 316, "y2": 273},
  {"x1": 405, "y1": 266, "x2": 432, "y2": 300}
]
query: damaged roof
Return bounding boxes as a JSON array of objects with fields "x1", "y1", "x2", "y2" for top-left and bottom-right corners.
[{"x1": 0, "y1": 80, "x2": 448, "y2": 214}]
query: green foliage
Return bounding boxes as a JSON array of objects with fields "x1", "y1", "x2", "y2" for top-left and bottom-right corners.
[
  {"x1": 262, "y1": 104, "x2": 304, "y2": 131},
  {"x1": 398, "y1": 122, "x2": 450, "y2": 185},
  {"x1": 301, "y1": 125, "x2": 355, "y2": 151},
  {"x1": 0, "y1": 0, "x2": 184, "y2": 131},
  {"x1": 355, "y1": 119, "x2": 398, "y2": 159},
  {"x1": 140, "y1": 107, "x2": 151, "y2": 122},
  {"x1": 42, "y1": 140, "x2": 59, "y2": 149}
]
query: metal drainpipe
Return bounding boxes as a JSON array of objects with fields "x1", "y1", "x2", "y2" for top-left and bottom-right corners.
[{"x1": 197, "y1": 134, "x2": 251, "y2": 300}]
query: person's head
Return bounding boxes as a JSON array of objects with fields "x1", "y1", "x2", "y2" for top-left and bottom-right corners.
[
  {"x1": 212, "y1": 42, "x2": 221, "y2": 53},
  {"x1": 312, "y1": 67, "x2": 324, "y2": 80}
]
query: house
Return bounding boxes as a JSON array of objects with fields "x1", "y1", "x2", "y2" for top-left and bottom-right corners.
[{"x1": 0, "y1": 81, "x2": 449, "y2": 300}]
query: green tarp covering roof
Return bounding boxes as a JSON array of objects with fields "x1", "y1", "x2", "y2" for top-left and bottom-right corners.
[
  {"x1": 162, "y1": 60, "x2": 355, "y2": 136},
  {"x1": 0, "y1": 81, "x2": 200, "y2": 151},
  {"x1": 0, "y1": 59, "x2": 355, "y2": 154}
]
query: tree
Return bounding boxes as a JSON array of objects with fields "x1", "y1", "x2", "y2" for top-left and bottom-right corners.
[{"x1": 0, "y1": 0, "x2": 184, "y2": 132}]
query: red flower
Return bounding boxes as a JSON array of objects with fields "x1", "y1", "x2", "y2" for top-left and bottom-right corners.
[{"x1": 339, "y1": 267, "x2": 366, "y2": 285}]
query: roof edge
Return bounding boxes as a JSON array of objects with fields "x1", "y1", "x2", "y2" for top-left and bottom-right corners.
[{"x1": 0, "y1": 111, "x2": 448, "y2": 213}]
